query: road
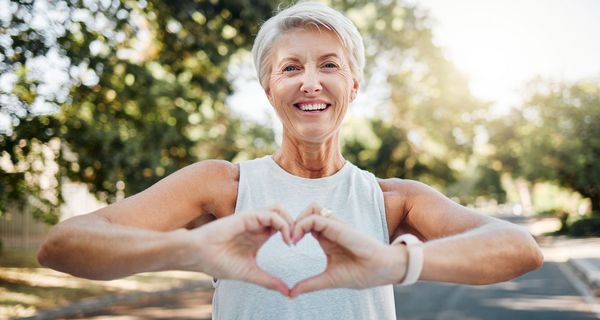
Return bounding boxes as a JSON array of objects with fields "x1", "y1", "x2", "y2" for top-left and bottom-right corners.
[
  {"x1": 67, "y1": 260, "x2": 599, "y2": 320},
  {"x1": 394, "y1": 261, "x2": 600, "y2": 320}
]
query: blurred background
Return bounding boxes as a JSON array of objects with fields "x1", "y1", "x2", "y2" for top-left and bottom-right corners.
[{"x1": 1, "y1": 0, "x2": 599, "y2": 319}]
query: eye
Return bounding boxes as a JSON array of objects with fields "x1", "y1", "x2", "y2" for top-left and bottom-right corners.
[
  {"x1": 322, "y1": 62, "x2": 338, "y2": 69},
  {"x1": 282, "y1": 65, "x2": 299, "y2": 72}
]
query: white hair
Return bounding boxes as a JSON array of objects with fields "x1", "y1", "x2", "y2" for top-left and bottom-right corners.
[{"x1": 251, "y1": 1, "x2": 365, "y2": 88}]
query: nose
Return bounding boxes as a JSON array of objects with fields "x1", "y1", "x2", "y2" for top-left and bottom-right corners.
[{"x1": 300, "y1": 68, "x2": 322, "y2": 94}]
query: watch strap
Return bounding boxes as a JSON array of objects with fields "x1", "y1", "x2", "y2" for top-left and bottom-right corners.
[{"x1": 394, "y1": 233, "x2": 424, "y2": 286}]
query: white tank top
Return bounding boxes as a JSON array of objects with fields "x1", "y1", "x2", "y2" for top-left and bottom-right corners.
[{"x1": 212, "y1": 155, "x2": 396, "y2": 319}]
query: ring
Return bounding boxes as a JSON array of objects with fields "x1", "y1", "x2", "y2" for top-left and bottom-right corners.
[{"x1": 320, "y1": 208, "x2": 333, "y2": 217}]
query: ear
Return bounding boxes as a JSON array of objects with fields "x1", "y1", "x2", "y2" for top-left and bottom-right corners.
[
  {"x1": 264, "y1": 86, "x2": 275, "y2": 106},
  {"x1": 350, "y1": 78, "x2": 359, "y2": 102}
]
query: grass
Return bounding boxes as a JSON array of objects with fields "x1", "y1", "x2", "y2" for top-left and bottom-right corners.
[{"x1": 0, "y1": 248, "x2": 211, "y2": 319}]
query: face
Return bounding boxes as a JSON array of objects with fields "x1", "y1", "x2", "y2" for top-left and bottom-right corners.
[{"x1": 265, "y1": 27, "x2": 359, "y2": 143}]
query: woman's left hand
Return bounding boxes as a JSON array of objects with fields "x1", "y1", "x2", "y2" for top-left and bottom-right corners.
[{"x1": 289, "y1": 204, "x2": 408, "y2": 298}]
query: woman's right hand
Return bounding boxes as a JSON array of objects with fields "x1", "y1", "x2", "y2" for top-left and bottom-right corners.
[{"x1": 184, "y1": 206, "x2": 294, "y2": 296}]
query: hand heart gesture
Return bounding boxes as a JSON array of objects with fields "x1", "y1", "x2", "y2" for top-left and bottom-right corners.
[
  {"x1": 288, "y1": 204, "x2": 407, "y2": 298},
  {"x1": 192, "y1": 206, "x2": 294, "y2": 296}
]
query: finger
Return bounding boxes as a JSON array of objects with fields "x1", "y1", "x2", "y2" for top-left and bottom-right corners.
[
  {"x1": 295, "y1": 203, "x2": 343, "y2": 224},
  {"x1": 293, "y1": 215, "x2": 379, "y2": 253},
  {"x1": 292, "y1": 203, "x2": 321, "y2": 242},
  {"x1": 292, "y1": 214, "x2": 336, "y2": 244},
  {"x1": 270, "y1": 205, "x2": 295, "y2": 228},
  {"x1": 289, "y1": 272, "x2": 334, "y2": 298},
  {"x1": 296, "y1": 203, "x2": 343, "y2": 221},
  {"x1": 296, "y1": 202, "x2": 322, "y2": 221},
  {"x1": 254, "y1": 210, "x2": 292, "y2": 245},
  {"x1": 244, "y1": 266, "x2": 291, "y2": 297},
  {"x1": 293, "y1": 204, "x2": 344, "y2": 243},
  {"x1": 292, "y1": 214, "x2": 332, "y2": 244}
]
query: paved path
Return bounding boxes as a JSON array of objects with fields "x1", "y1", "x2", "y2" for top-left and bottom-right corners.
[
  {"x1": 394, "y1": 261, "x2": 600, "y2": 319},
  {"x1": 64, "y1": 288, "x2": 213, "y2": 320}
]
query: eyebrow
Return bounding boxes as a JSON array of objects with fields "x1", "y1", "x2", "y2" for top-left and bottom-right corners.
[
  {"x1": 318, "y1": 53, "x2": 342, "y2": 61},
  {"x1": 276, "y1": 53, "x2": 342, "y2": 66}
]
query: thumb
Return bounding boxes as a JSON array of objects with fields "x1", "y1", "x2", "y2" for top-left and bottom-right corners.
[{"x1": 289, "y1": 272, "x2": 334, "y2": 298}]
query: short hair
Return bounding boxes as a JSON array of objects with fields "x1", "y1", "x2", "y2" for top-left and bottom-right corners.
[{"x1": 251, "y1": 1, "x2": 365, "y2": 88}]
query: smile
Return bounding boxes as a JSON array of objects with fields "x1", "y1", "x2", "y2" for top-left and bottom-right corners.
[{"x1": 293, "y1": 103, "x2": 331, "y2": 113}]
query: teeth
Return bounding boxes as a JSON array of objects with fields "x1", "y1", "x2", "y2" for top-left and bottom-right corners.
[{"x1": 298, "y1": 103, "x2": 327, "y2": 111}]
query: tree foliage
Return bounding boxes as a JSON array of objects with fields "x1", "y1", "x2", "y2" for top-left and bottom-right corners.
[
  {"x1": 488, "y1": 79, "x2": 600, "y2": 213},
  {"x1": 1, "y1": 0, "x2": 492, "y2": 223},
  {"x1": 1, "y1": 0, "x2": 277, "y2": 222},
  {"x1": 331, "y1": 0, "x2": 487, "y2": 192}
]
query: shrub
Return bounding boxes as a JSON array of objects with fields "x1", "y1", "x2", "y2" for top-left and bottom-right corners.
[{"x1": 568, "y1": 217, "x2": 600, "y2": 237}]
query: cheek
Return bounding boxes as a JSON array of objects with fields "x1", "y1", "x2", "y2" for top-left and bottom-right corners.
[
  {"x1": 270, "y1": 76, "x2": 297, "y2": 100},
  {"x1": 332, "y1": 68, "x2": 354, "y2": 87},
  {"x1": 328, "y1": 73, "x2": 354, "y2": 121},
  {"x1": 328, "y1": 72, "x2": 354, "y2": 99},
  {"x1": 268, "y1": 77, "x2": 285, "y2": 105}
]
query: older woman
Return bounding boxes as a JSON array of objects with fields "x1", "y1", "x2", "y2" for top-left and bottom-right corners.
[{"x1": 38, "y1": 2, "x2": 543, "y2": 319}]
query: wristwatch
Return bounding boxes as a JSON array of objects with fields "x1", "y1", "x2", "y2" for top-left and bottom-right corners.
[{"x1": 394, "y1": 233, "x2": 424, "y2": 286}]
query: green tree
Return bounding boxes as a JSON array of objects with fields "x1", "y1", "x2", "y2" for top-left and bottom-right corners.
[
  {"x1": 1, "y1": 0, "x2": 277, "y2": 223},
  {"x1": 488, "y1": 79, "x2": 600, "y2": 213},
  {"x1": 331, "y1": 0, "x2": 488, "y2": 194},
  {"x1": 1, "y1": 0, "x2": 495, "y2": 225}
]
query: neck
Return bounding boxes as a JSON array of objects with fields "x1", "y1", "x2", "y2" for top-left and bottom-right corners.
[{"x1": 272, "y1": 131, "x2": 345, "y2": 178}]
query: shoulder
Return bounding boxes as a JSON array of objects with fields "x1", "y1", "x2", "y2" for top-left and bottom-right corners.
[
  {"x1": 171, "y1": 159, "x2": 239, "y2": 195},
  {"x1": 187, "y1": 159, "x2": 240, "y2": 182},
  {"x1": 175, "y1": 160, "x2": 239, "y2": 219},
  {"x1": 377, "y1": 177, "x2": 451, "y2": 214},
  {"x1": 143, "y1": 159, "x2": 239, "y2": 197},
  {"x1": 377, "y1": 177, "x2": 434, "y2": 198}
]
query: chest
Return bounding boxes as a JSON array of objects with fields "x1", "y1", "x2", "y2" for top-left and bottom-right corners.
[{"x1": 211, "y1": 162, "x2": 409, "y2": 242}]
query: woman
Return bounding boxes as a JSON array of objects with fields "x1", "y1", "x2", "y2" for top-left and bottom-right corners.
[{"x1": 38, "y1": 2, "x2": 543, "y2": 319}]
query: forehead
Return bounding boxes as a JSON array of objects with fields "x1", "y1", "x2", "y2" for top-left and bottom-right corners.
[{"x1": 271, "y1": 27, "x2": 347, "y2": 63}]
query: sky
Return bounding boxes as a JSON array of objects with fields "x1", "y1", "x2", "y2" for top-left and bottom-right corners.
[
  {"x1": 228, "y1": 0, "x2": 600, "y2": 125},
  {"x1": 413, "y1": 0, "x2": 600, "y2": 113}
]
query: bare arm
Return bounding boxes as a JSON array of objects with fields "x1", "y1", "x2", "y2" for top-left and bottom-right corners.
[
  {"x1": 382, "y1": 179, "x2": 543, "y2": 285},
  {"x1": 37, "y1": 160, "x2": 238, "y2": 280},
  {"x1": 38, "y1": 215, "x2": 195, "y2": 280}
]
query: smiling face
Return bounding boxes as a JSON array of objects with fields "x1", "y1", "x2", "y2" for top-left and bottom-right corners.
[{"x1": 265, "y1": 27, "x2": 359, "y2": 143}]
